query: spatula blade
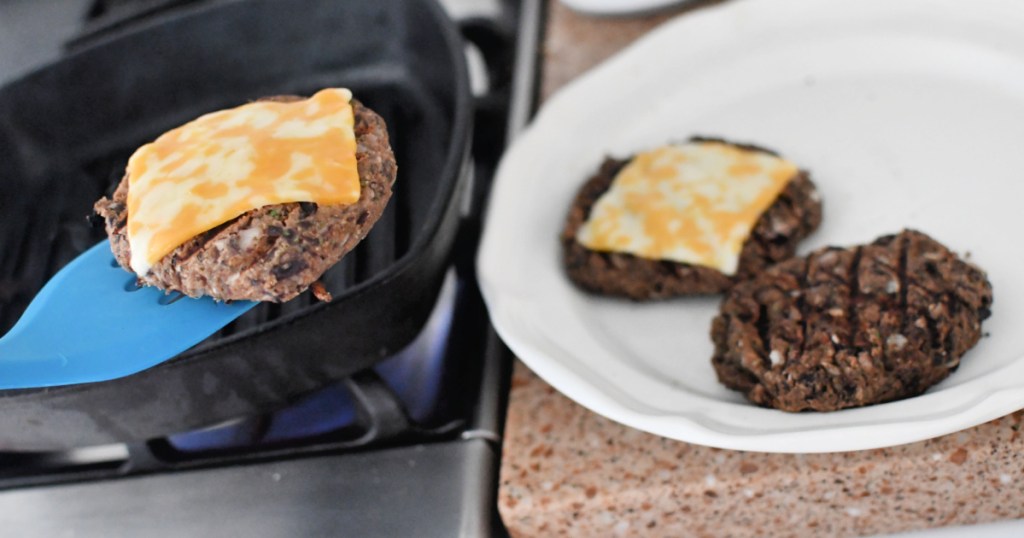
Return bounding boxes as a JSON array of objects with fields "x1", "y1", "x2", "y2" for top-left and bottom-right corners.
[{"x1": 0, "y1": 240, "x2": 257, "y2": 389}]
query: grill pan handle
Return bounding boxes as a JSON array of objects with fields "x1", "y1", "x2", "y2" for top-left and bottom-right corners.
[{"x1": 451, "y1": 16, "x2": 517, "y2": 280}]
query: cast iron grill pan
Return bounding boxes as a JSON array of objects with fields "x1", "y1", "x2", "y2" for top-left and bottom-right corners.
[{"x1": 0, "y1": 0, "x2": 471, "y2": 451}]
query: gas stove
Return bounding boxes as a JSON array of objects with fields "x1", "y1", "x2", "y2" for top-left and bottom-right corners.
[{"x1": 0, "y1": 0, "x2": 542, "y2": 535}]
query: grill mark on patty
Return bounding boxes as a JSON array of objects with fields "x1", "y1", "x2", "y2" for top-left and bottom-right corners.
[
  {"x1": 846, "y1": 246, "x2": 863, "y2": 346},
  {"x1": 924, "y1": 298, "x2": 942, "y2": 365},
  {"x1": 943, "y1": 291, "x2": 959, "y2": 367},
  {"x1": 892, "y1": 232, "x2": 910, "y2": 375},
  {"x1": 898, "y1": 233, "x2": 909, "y2": 312},
  {"x1": 795, "y1": 257, "x2": 810, "y2": 362},
  {"x1": 756, "y1": 303, "x2": 771, "y2": 367}
]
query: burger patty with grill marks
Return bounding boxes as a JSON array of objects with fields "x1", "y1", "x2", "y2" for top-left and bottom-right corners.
[
  {"x1": 93, "y1": 96, "x2": 397, "y2": 303},
  {"x1": 711, "y1": 229, "x2": 993, "y2": 412}
]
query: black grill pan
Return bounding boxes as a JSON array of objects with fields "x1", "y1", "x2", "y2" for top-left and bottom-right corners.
[{"x1": 0, "y1": 0, "x2": 471, "y2": 451}]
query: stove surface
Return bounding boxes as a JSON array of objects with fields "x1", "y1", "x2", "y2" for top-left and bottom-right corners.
[{"x1": 0, "y1": 441, "x2": 496, "y2": 537}]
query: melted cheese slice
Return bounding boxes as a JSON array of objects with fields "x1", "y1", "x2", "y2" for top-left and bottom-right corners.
[
  {"x1": 125, "y1": 88, "x2": 359, "y2": 275},
  {"x1": 576, "y1": 141, "x2": 798, "y2": 275}
]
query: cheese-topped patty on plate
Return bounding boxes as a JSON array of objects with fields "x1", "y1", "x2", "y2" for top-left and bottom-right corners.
[
  {"x1": 94, "y1": 91, "x2": 397, "y2": 303},
  {"x1": 562, "y1": 137, "x2": 822, "y2": 300}
]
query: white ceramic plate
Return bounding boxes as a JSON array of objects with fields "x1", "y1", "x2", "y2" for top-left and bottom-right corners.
[{"x1": 478, "y1": 0, "x2": 1024, "y2": 453}]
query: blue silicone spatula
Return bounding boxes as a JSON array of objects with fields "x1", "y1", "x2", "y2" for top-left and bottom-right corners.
[{"x1": 0, "y1": 240, "x2": 256, "y2": 389}]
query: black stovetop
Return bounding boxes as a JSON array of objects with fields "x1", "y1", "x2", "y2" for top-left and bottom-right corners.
[{"x1": 0, "y1": 0, "x2": 542, "y2": 535}]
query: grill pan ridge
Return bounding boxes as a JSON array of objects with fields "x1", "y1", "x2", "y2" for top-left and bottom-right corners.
[{"x1": 0, "y1": 0, "x2": 472, "y2": 451}]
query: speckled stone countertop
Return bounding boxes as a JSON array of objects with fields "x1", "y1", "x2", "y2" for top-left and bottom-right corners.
[
  {"x1": 501, "y1": 363, "x2": 1024, "y2": 537},
  {"x1": 497, "y1": 2, "x2": 1024, "y2": 537}
]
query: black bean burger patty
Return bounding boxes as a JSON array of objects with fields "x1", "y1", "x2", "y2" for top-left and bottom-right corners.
[
  {"x1": 561, "y1": 138, "x2": 823, "y2": 300},
  {"x1": 711, "y1": 229, "x2": 993, "y2": 412},
  {"x1": 93, "y1": 96, "x2": 397, "y2": 303}
]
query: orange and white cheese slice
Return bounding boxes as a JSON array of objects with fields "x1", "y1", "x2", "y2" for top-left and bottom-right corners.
[
  {"x1": 125, "y1": 88, "x2": 360, "y2": 275},
  {"x1": 576, "y1": 141, "x2": 798, "y2": 275}
]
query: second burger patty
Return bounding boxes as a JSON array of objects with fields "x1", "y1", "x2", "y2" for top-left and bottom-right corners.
[
  {"x1": 711, "y1": 229, "x2": 994, "y2": 412},
  {"x1": 562, "y1": 138, "x2": 823, "y2": 300},
  {"x1": 94, "y1": 96, "x2": 398, "y2": 303}
]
